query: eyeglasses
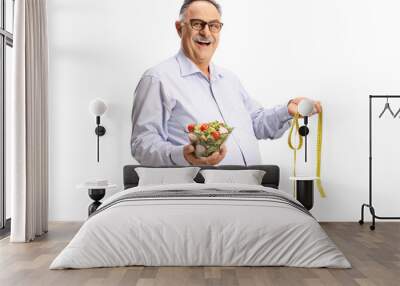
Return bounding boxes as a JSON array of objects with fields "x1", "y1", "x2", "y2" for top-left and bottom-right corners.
[{"x1": 184, "y1": 19, "x2": 224, "y2": 33}]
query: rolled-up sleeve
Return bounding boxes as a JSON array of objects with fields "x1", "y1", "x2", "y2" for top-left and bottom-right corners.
[
  {"x1": 131, "y1": 75, "x2": 189, "y2": 166},
  {"x1": 240, "y1": 82, "x2": 292, "y2": 140}
]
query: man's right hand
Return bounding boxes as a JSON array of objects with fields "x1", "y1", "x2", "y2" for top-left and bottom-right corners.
[{"x1": 183, "y1": 144, "x2": 227, "y2": 166}]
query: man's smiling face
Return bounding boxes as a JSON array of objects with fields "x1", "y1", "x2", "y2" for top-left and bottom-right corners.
[{"x1": 176, "y1": 1, "x2": 221, "y2": 67}]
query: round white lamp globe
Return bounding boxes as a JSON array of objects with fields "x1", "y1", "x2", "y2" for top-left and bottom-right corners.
[
  {"x1": 298, "y1": 99, "x2": 314, "y2": 117},
  {"x1": 89, "y1": 99, "x2": 107, "y2": 116}
]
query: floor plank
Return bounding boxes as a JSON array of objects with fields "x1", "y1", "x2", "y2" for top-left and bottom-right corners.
[{"x1": 0, "y1": 222, "x2": 399, "y2": 286}]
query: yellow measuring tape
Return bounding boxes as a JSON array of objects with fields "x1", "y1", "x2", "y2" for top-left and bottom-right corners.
[{"x1": 288, "y1": 112, "x2": 326, "y2": 198}]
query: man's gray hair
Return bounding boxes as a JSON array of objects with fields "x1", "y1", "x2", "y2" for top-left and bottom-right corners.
[{"x1": 179, "y1": 0, "x2": 222, "y2": 20}]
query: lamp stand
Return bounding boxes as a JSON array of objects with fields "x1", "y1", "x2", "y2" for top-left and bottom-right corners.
[{"x1": 94, "y1": 116, "x2": 106, "y2": 162}]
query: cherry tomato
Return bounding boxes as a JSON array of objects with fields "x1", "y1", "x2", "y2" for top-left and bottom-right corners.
[
  {"x1": 187, "y1": 124, "x2": 195, "y2": 132},
  {"x1": 211, "y1": 131, "x2": 220, "y2": 140},
  {"x1": 200, "y1": 124, "x2": 209, "y2": 132}
]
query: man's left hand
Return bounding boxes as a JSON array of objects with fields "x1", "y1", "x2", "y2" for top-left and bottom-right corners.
[{"x1": 287, "y1": 97, "x2": 322, "y2": 117}]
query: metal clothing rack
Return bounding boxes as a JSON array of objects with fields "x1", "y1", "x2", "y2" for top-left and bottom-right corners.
[{"x1": 359, "y1": 95, "x2": 400, "y2": 230}]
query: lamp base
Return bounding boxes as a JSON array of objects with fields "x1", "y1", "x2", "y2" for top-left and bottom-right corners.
[{"x1": 95, "y1": 126, "x2": 106, "y2": 136}]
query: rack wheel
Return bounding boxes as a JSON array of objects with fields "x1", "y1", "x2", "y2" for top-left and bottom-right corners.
[
  {"x1": 358, "y1": 220, "x2": 364, "y2": 225},
  {"x1": 370, "y1": 225, "x2": 375, "y2": 231}
]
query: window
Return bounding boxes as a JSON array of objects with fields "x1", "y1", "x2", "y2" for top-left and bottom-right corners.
[{"x1": 0, "y1": 0, "x2": 14, "y2": 235}]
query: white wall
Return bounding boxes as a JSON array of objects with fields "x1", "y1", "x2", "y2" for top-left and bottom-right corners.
[{"x1": 48, "y1": 0, "x2": 400, "y2": 221}]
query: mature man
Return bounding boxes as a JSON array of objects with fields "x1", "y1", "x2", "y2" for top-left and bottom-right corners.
[{"x1": 131, "y1": 0, "x2": 321, "y2": 166}]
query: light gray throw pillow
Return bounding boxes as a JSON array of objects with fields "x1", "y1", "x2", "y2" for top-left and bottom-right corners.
[
  {"x1": 136, "y1": 167, "x2": 200, "y2": 186},
  {"x1": 200, "y1": 169, "x2": 266, "y2": 185}
]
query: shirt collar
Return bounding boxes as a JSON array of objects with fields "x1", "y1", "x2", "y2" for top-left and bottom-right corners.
[{"x1": 176, "y1": 49, "x2": 223, "y2": 81}]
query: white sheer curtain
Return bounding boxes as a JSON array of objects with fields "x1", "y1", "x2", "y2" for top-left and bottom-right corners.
[{"x1": 9, "y1": 0, "x2": 48, "y2": 242}]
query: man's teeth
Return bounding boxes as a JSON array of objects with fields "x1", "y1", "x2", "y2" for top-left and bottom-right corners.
[{"x1": 196, "y1": 40, "x2": 211, "y2": 45}]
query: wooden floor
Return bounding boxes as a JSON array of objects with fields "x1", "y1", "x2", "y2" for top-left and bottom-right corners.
[{"x1": 0, "y1": 222, "x2": 399, "y2": 286}]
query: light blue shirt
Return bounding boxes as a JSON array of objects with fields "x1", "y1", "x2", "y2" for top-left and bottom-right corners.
[{"x1": 131, "y1": 50, "x2": 292, "y2": 166}]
